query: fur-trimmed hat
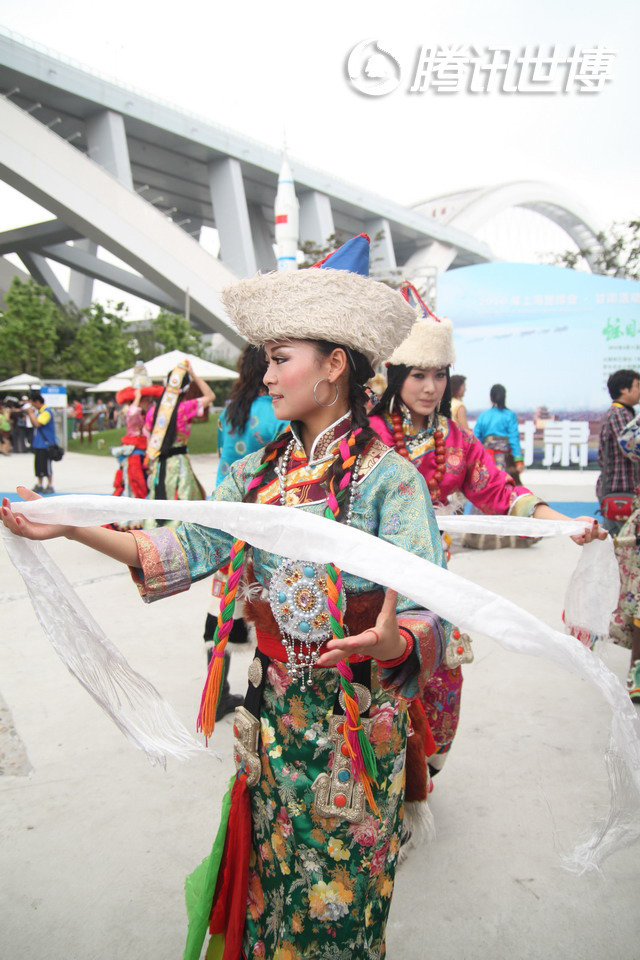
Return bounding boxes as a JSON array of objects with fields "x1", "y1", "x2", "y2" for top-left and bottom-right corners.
[
  {"x1": 388, "y1": 316, "x2": 456, "y2": 368},
  {"x1": 387, "y1": 282, "x2": 456, "y2": 368},
  {"x1": 222, "y1": 234, "x2": 415, "y2": 369}
]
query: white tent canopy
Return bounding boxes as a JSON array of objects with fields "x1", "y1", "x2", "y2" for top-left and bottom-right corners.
[
  {"x1": 119, "y1": 351, "x2": 237, "y2": 382},
  {"x1": 0, "y1": 373, "x2": 43, "y2": 390},
  {"x1": 85, "y1": 377, "x2": 131, "y2": 394},
  {"x1": 0, "y1": 374, "x2": 96, "y2": 391}
]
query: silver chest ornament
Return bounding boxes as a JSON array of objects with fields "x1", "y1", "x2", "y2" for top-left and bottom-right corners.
[{"x1": 268, "y1": 558, "x2": 346, "y2": 690}]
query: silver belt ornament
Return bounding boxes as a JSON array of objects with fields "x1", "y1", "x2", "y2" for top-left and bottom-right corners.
[
  {"x1": 312, "y1": 684, "x2": 373, "y2": 823},
  {"x1": 268, "y1": 558, "x2": 346, "y2": 690}
]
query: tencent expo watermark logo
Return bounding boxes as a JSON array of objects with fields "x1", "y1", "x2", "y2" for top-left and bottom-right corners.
[{"x1": 347, "y1": 40, "x2": 616, "y2": 96}]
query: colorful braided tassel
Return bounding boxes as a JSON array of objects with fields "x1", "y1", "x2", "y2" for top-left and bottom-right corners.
[
  {"x1": 326, "y1": 559, "x2": 379, "y2": 815},
  {"x1": 324, "y1": 427, "x2": 380, "y2": 815},
  {"x1": 197, "y1": 538, "x2": 247, "y2": 739}
]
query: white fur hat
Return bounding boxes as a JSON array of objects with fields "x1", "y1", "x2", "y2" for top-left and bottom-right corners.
[
  {"x1": 388, "y1": 315, "x2": 456, "y2": 368},
  {"x1": 222, "y1": 268, "x2": 416, "y2": 369}
]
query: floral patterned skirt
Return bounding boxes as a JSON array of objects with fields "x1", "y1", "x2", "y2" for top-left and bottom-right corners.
[
  {"x1": 240, "y1": 660, "x2": 408, "y2": 960},
  {"x1": 609, "y1": 506, "x2": 640, "y2": 648}
]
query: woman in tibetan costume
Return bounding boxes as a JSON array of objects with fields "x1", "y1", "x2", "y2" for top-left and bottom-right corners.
[
  {"x1": 2, "y1": 236, "x2": 450, "y2": 960},
  {"x1": 111, "y1": 363, "x2": 163, "y2": 503},
  {"x1": 144, "y1": 358, "x2": 215, "y2": 516},
  {"x1": 369, "y1": 286, "x2": 603, "y2": 779}
]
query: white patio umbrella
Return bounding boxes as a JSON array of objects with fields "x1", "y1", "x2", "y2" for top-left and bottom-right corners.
[
  {"x1": 0, "y1": 372, "x2": 43, "y2": 391},
  {"x1": 85, "y1": 376, "x2": 131, "y2": 394},
  {"x1": 118, "y1": 351, "x2": 238, "y2": 382}
]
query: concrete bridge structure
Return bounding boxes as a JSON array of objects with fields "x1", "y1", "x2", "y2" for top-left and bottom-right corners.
[{"x1": 0, "y1": 30, "x2": 603, "y2": 348}]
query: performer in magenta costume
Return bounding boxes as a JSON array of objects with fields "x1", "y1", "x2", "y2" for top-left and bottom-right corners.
[{"x1": 369, "y1": 283, "x2": 601, "y2": 777}]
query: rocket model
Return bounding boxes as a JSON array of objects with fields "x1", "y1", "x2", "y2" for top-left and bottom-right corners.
[{"x1": 275, "y1": 157, "x2": 299, "y2": 271}]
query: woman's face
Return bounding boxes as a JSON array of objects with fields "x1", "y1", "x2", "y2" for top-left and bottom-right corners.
[
  {"x1": 457, "y1": 382, "x2": 466, "y2": 399},
  {"x1": 263, "y1": 340, "x2": 332, "y2": 421},
  {"x1": 400, "y1": 367, "x2": 447, "y2": 418}
]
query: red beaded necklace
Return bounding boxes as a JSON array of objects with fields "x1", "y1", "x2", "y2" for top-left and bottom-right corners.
[{"x1": 391, "y1": 410, "x2": 446, "y2": 503}]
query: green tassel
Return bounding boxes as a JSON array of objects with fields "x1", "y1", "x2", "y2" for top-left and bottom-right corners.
[{"x1": 183, "y1": 775, "x2": 235, "y2": 960}]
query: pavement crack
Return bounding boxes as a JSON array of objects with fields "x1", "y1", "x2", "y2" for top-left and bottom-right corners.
[{"x1": 514, "y1": 877, "x2": 541, "y2": 900}]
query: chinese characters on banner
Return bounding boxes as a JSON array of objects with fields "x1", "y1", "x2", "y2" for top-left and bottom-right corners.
[
  {"x1": 467, "y1": 421, "x2": 592, "y2": 469},
  {"x1": 409, "y1": 45, "x2": 616, "y2": 94},
  {"x1": 541, "y1": 421, "x2": 590, "y2": 468},
  {"x1": 602, "y1": 313, "x2": 640, "y2": 389}
]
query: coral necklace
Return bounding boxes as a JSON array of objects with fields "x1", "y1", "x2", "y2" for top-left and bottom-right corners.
[{"x1": 391, "y1": 410, "x2": 446, "y2": 503}]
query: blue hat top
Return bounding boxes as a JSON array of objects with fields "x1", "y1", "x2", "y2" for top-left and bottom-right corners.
[{"x1": 312, "y1": 233, "x2": 370, "y2": 278}]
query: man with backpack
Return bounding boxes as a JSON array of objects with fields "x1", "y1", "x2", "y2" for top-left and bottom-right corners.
[
  {"x1": 26, "y1": 392, "x2": 59, "y2": 494},
  {"x1": 597, "y1": 369, "x2": 640, "y2": 534}
]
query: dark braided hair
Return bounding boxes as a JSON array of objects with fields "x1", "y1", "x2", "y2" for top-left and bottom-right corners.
[
  {"x1": 244, "y1": 340, "x2": 376, "y2": 522},
  {"x1": 226, "y1": 346, "x2": 269, "y2": 433},
  {"x1": 490, "y1": 383, "x2": 507, "y2": 410},
  {"x1": 370, "y1": 364, "x2": 452, "y2": 421}
]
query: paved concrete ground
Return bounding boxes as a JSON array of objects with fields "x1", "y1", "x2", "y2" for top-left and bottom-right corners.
[{"x1": 0, "y1": 453, "x2": 637, "y2": 959}]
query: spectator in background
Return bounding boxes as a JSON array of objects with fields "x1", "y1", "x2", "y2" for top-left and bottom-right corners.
[
  {"x1": 8, "y1": 401, "x2": 22, "y2": 452},
  {"x1": 216, "y1": 345, "x2": 285, "y2": 484},
  {"x1": 106, "y1": 398, "x2": 117, "y2": 429},
  {"x1": 20, "y1": 395, "x2": 33, "y2": 451},
  {"x1": 26, "y1": 392, "x2": 58, "y2": 494},
  {"x1": 450, "y1": 374, "x2": 470, "y2": 432},
  {"x1": 94, "y1": 397, "x2": 107, "y2": 431},
  {"x1": 66, "y1": 400, "x2": 76, "y2": 443},
  {"x1": 474, "y1": 383, "x2": 524, "y2": 479},
  {"x1": 0, "y1": 402, "x2": 12, "y2": 455},
  {"x1": 73, "y1": 398, "x2": 84, "y2": 439},
  {"x1": 596, "y1": 368, "x2": 640, "y2": 535}
]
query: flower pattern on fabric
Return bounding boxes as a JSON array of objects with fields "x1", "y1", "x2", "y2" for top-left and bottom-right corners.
[
  {"x1": 421, "y1": 663, "x2": 463, "y2": 757},
  {"x1": 611, "y1": 498, "x2": 640, "y2": 646},
  {"x1": 144, "y1": 396, "x2": 205, "y2": 441},
  {"x1": 468, "y1": 459, "x2": 491, "y2": 493},
  {"x1": 242, "y1": 663, "x2": 406, "y2": 960}
]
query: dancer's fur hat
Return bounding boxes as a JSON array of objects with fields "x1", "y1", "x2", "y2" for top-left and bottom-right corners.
[{"x1": 222, "y1": 234, "x2": 415, "y2": 368}]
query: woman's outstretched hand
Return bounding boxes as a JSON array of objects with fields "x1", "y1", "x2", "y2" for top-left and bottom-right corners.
[
  {"x1": 533, "y1": 503, "x2": 608, "y2": 546},
  {"x1": 1, "y1": 487, "x2": 73, "y2": 541},
  {"x1": 316, "y1": 588, "x2": 407, "y2": 667},
  {"x1": 571, "y1": 517, "x2": 608, "y2": 546}
]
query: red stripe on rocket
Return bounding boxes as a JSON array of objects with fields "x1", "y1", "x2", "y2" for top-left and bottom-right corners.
[{"x1": 275, "y1": 157, "x2": 299, "y2": 272}]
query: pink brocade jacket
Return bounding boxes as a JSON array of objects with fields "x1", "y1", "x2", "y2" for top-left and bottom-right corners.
[{"x1": 369, "y1": 411, "x2": 541, "y2": 516}]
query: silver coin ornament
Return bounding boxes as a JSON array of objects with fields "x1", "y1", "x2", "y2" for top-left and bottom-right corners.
[{"x1": 269, "y1": 558, "x2": 347, "y2": 690}]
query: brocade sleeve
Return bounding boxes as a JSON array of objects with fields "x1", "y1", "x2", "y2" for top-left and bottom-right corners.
[{"x1": 129, "y1": 449, "x2": 261, "y2": 602}]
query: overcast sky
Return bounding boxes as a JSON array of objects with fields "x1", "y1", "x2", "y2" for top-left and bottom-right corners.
[{"x1": 0, "y1": 0, "x2": 638, "y2": 312}]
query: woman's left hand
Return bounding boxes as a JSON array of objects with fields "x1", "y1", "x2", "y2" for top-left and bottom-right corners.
[
  {"x1": 533, "y1": 503, "x2": 609, "y2": 545},
  {"x1": 572, "y1": 517, "x2": 608, "y2": 545},
  {"x1": 316, "y1": 589, "x2": 406, "y2": 667}
]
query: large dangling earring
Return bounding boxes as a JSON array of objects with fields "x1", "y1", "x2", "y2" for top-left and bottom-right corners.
[
  {"x1": 313, "y1": 378, "x2": 339, "y2": 407},
  {"x1": 389, "y1": 394, "x2": 396, "y2": 415}
]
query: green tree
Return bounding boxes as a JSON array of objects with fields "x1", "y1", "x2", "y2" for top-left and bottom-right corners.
[
  {"x1": 150, "y1": 309, "x2": 205, "y2": 357},
  {"x1": 0, "y1": 277, "x2": 61, "y2": 379},
  {"x1": 551, "y1": 218, "x2": 640, "y2": 280},
  {"x1": 63, "y1": 302, "x2": 135, "y2": 382}
]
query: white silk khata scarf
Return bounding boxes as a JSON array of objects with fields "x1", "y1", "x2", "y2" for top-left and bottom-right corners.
[{"x1": 2, "y1": 496, "x2": 637, "y2": 873}]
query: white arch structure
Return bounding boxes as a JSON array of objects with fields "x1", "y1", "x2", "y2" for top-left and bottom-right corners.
[
  {"x1": 406, "y1": 181, "x2": 603, "y2": 274},
  {"x1": 0, "y1": 97, "x2": 244, "y2": 346}
]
